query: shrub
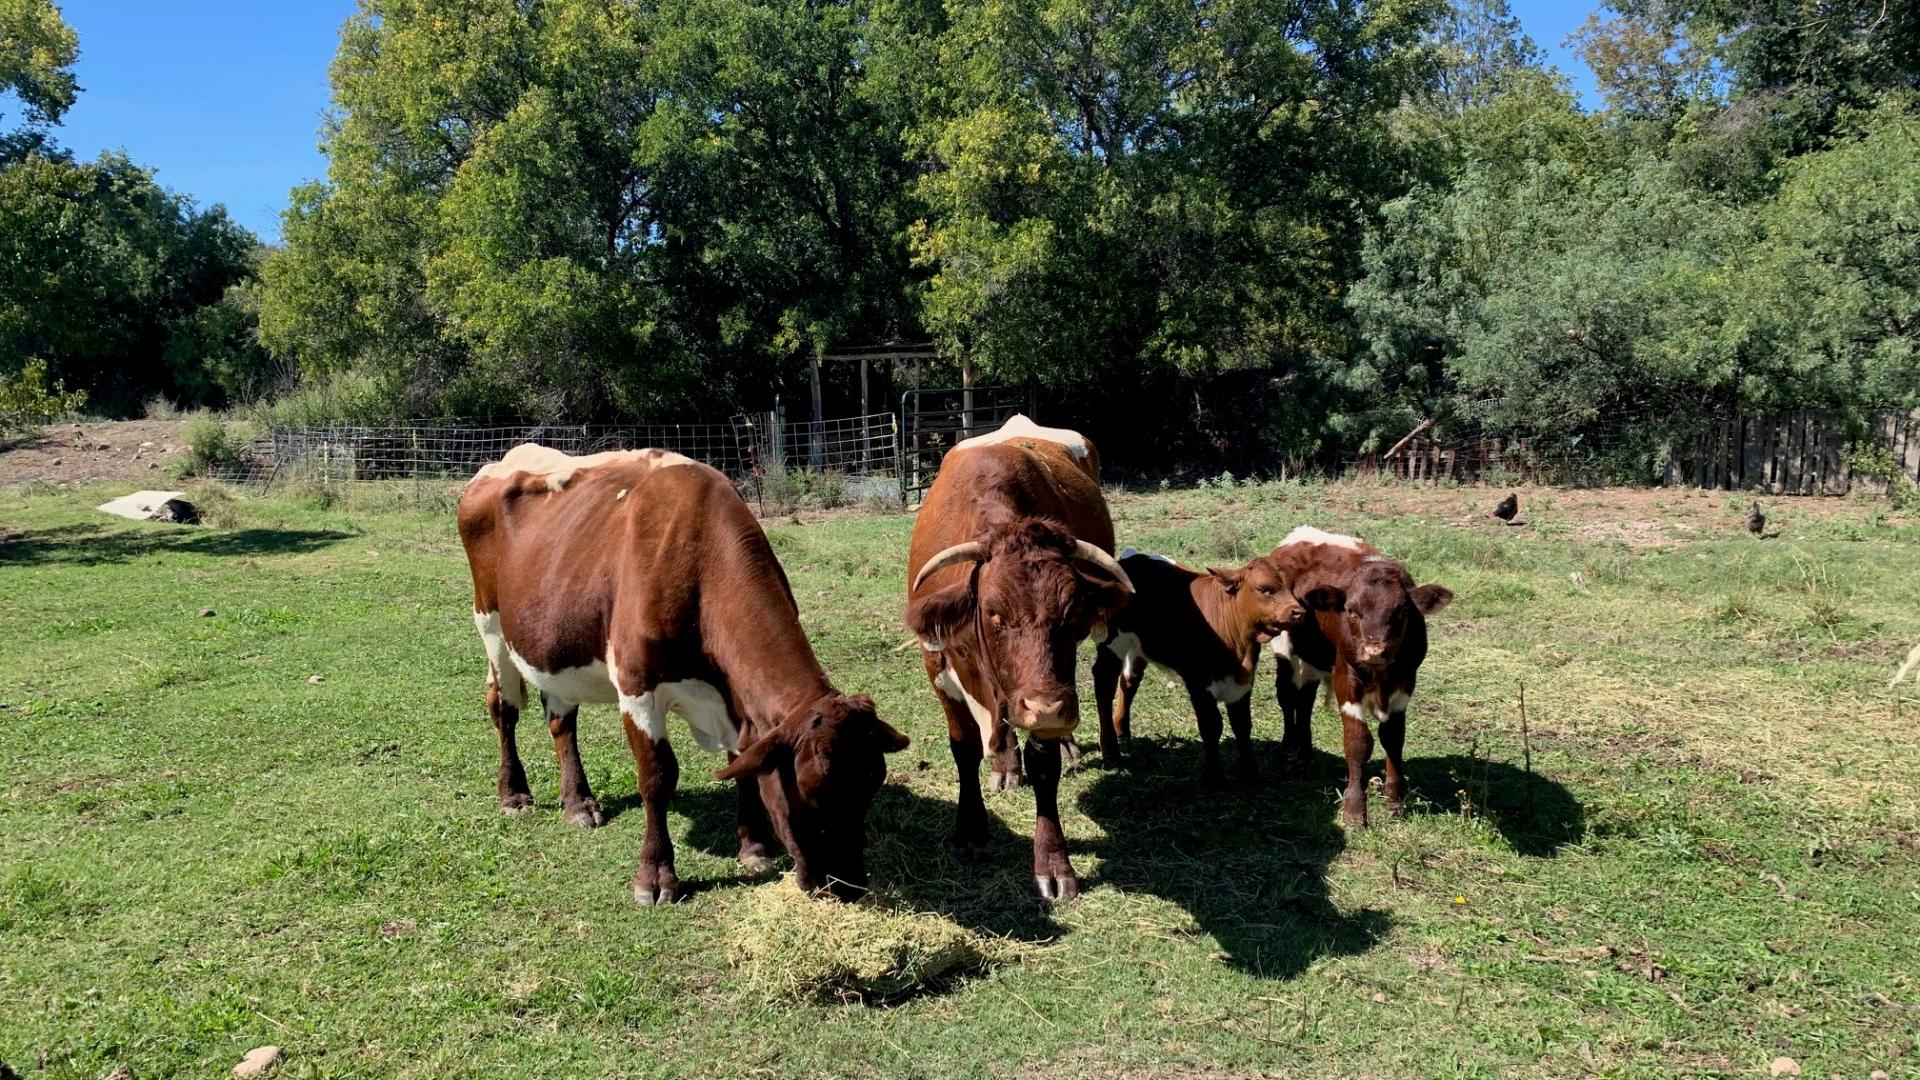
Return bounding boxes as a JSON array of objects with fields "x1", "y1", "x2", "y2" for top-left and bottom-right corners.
[
  {"x1": 1, "y1": 359, "x2": 86, "y2": 438},
  {"x1": 1850, "y1": 445, "x2": 1918, "y2": 511},
  {"x1": 178, "y1": 416, "x2": 253, "y2": 477}
]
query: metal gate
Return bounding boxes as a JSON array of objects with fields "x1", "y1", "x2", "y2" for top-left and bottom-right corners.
[{"x1": 898, "y1": 385, "x2": 1034, "y2": 502}]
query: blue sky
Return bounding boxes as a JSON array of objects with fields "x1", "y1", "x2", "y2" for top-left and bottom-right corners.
[{"x1": 45, "y1": 0, "x2": 1601, "y2": 243}]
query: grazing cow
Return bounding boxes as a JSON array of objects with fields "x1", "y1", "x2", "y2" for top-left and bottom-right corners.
[
  {"x1": 1093, "y1": 550, "x2": 1342, "y2": 783},
  {"x1": 1266, "y1": 527, "x2": 1452, "y2": 827},
  {"x1": 904, "y1": 415, "x2": 1134, "y2": 900},
  {"x1": 458, "y1": 444, "x2": 910, "y2": 903}
]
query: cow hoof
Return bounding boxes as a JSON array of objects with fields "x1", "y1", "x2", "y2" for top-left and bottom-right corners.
[
  {"x1": 988, "y1": 768, "x2": 1023, "y2": 793},
  {"x1": 1034, "y1": 873, "x2": 1081, "y2": 902},
  {"x1": 633, "y1": 868, "x2": 680, "y2": 906},
  {"x1": 1385, "y1": 799, "x2": 1408, "y2": 819},
  {"x1": 1341, "y1": 808, "x2": 1370, "y2": 830},
  {"x1": 1058, "y1": 738, "x2": 1083, "y2": 765},
  {"x1": 499, "y1": 793, "x2": 534, "y2": 814},
  {"x1": 739, "y1": 852, "x2": 776, "y2": 874},
  {"x1": 563, "y1": 801, "x2": 605, "y2": 828}
]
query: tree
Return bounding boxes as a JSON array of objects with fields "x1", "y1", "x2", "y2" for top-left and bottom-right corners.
[{"x1": 0, "y1": 0, "x2": 78, "y2": 130}]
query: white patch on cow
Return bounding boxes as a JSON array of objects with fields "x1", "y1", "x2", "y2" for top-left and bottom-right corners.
[
  {"x1": 1271, "y1": 631, "x2": 1328, "y2": 688},
  {"x1": 619, "y1": 689, "x2": 668, "y2": 742},
  {"x1": 515, "y1": 651, "x2": 616, "y2": 709},
  {"x1": 616, "y1": 488, "x2": 628, "y2": 500},
  {"x1": 473, "y1": 610, "x2": 526, "y2": 707},
  {"x1": 934, "y1": 665, "x2": 997, "y2": 751},
  {"x1": 1387, "y1": 690, "x2": 1411, "y2": 715},
  {"x1": 1339, "y1": 700, "x2": 1365, "y2": 721},
  {"x1": 1210, "y1": 676, "x2": 1252, "y2": 704},
  {"x1": 660, "y1": 679, "x2": 737, "y2": 753},
  {"x1": 1107, "y1": 630, "x2": 1147, "y2": 679},
  {"x1": 474, "y1": 443, "x2": 697, "y2": 490},
  {"x1": 953, "y1": 414, "x2": 1090, "y2": 460},
  {"x1": 1279, "y1": 525, "x2": 1365, "y2": 551}
]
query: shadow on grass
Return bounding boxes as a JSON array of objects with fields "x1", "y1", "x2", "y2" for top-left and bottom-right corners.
[
  {"x1": 1402, "y1": 755, "x2": 1586, "y2": 858},
  {"x1": 0, "y1": 521, "x2": 351, "y2": 566},
  {"x1": 1078, "y1": 736, "x2": 1388, "y2": 979}
]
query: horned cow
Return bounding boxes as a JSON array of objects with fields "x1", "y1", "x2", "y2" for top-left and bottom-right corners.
[{"x1": 904, "y1": 415, "x2": 1134, "y2": 900}]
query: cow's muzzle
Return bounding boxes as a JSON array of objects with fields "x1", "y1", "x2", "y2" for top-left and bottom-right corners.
[{"x1": 1011, "y1": 693, "x2": 1079, "y2": 737}]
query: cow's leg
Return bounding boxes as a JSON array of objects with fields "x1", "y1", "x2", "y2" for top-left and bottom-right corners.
[
  {"x1": 1337, "y1": 695, "x2": 1373, "y2": 828},
  {"x1": 733, "y1": 755, "x2": 778, "y2": 873},
  {"x1": 619, "y1": 690, "x2": 680, "y2": 905},
  {"x1": 1025, "y1": 736, "x2": 1079, "y2": 901},
  {"x1": 949, "y1": 734, "x2": 990, "y2": 862},
  {"x1": 1093, "y1": 646, "x2": 1124, "y2": 763},
  {"x1": 543, "y1": 692, "x2": 603, "y2": 828},
  {"x1": 1227, "y1": 692, "x2": 1259, "y2": 785},
  {"x1": 487, "y1": 663, "x2": 532, "y2": 812},
  {"x1": 987, "y1": 716, "x2": 1024, "y2": 792},
  {"x1": 1276, "y1": 671, "x2": 1317, "y2": 774},
  {"x1": 1378, "y1": 706, "x2": 1409, "y2": 818},
  {"x1": 1187, "y1": 682, "x2": 1228, "y2": 787}
]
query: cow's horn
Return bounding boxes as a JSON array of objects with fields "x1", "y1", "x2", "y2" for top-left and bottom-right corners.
[
  {"x1": 1072, "y1": 541, "x2": 1134, "y2": 593},
  {"x1": 912, "y1": 541, "x2": 989, "y2": 591}
]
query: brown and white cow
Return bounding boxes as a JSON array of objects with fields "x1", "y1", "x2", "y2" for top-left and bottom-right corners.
[
  {"x1": 1266, "y1": 526, "x2": 1452, "y2": 827},
  {"x1": 904, "y1": 415, "x2": 1134, "y2": 900},
  {"x1": 1093, "y1": 550, "x2": 1341, "y2": 783},
  {"x1": 458, "y1": 444, "x2": 909, "y2": 904}
]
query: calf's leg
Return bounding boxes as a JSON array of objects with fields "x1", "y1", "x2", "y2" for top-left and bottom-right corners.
[
  {"x1": 1227, "y1": 693, "x2": 1259, "y2": 785},
  {"x1": 1276, "y1": 671, "x2": 1317, "y2": 773},
  {"x1": 486, "y1": 665, "x2": 533, "y2": 812},
  {"x1": 1378, "y1": 708, "x2": 1409, "y2": 817},
  {"x1": 1186, "y1": 683, "x2": 1228, "y2": 786},
  {"x1": 1337, "y1": 697, "x2": 1374, "y2": 828},
  {"x1": 1025, "y1": 736, "x2": 1079, "y2": 901},
  {"x1": 733, "y1": 758, "x2": 778, "y2": 873},
  {"x1": 987, "y1": 716, "x2": 1024, "y2": 792},
  {"x1": 543, "y1": 693, "x2": 603, "y2": 828},
  {"x1": 1093, "y1": 646, "x2": 1124, "y2": 763},
  {"x1": 620, "y1": 694, "x2": 680, "y2": 905}
]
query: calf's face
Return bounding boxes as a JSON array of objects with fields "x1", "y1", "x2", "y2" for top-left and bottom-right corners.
[
  {"x1": 1338, "y1": 561, "x2": 1453, "y2": 669},
  {"x1": 1210, "y1": 556, "x2": 1343, "y2": 642},
  {"x1": 714, "y1": 694, "x2": 909, "y2": 900}
]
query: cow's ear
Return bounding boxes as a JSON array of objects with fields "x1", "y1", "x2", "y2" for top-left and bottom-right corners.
[
  {"x1": 1302, "y1": 584, "x2": 1345, "y2": 612},
  {"x1": 904, "y1": 582, "x2": 972, "y2": 642},
  {"x1": 1207, "y1": 566, "x2": 1246, "y2": 594},
  {"x1": 1410, "y1": 584, "x2": 1453, "y2": 615},
  {"x1": 870, "y1": 715, "x2": 911, "y2": 753},
  {"x1": 714, "y1": 727, "x2": 792, "y2": 781}
]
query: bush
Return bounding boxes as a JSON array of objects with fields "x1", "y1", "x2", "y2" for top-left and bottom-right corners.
[
  {"x1": 179, "y1": 416, "x2": 251, "y2": 476},
  {"x1": 1850, "y1": 445, "x2": 1918, "y2": 511},
  {"x1": 1, "y1": 359, "x2": 86, "y2": 437}
]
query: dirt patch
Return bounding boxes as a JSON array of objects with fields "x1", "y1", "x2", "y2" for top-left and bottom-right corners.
[{"x1": 1, "y1": 420, "x2": 191, "y2": 487}]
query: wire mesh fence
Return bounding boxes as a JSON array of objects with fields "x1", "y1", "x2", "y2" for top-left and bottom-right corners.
[{"x1": 209, "y1": 412, "x2": 902, "y2": 506}]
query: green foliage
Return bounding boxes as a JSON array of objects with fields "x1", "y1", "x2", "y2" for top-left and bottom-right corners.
[
  {"x1": 0, "y1": 355, "x2": 82, "y2": 434},
  {"x1": 1851, "y1": 445, "x2": 1920, "y2": 511},
  {"x1": 0, "y1": 0, "x2": 78, "y2": 128},
  {"x1": 179, "y1": 416, "x2": 249, "y2": 475}
]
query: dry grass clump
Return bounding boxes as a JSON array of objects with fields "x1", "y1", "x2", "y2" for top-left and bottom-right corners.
[{"x1": 723, "y1": 879, "x2": 1024, "y2": 1003}]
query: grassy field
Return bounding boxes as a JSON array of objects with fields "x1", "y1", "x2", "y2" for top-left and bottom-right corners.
[{"x1": 3, "y1": 478, "x2": 1918, "y2": 1079}]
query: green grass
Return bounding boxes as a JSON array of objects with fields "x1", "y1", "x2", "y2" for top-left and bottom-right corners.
[{"x1": 3, "y1": 480, "x2": 1918, "y2": 1079}]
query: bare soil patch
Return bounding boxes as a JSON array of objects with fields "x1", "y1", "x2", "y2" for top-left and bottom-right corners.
[{"x1": 1, "y1": 420, "x2": 191, "y2": 487}]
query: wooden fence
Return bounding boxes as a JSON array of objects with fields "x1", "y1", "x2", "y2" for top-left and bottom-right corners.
[{"x1": 1664, "y1": 409, "x2": 1920, "y2": 495}]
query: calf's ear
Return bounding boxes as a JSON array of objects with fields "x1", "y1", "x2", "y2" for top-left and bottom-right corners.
[
  {"x1": 1302, "y1": 584, "x2": 1345, "y2": 611},
  {"x1": 1410, "y1": 583, "x2": 1453, "y2": 615},
  {"x1": 1206, "y1": 566, "x2": 1247, "y2": 593},
  {"x1": 714, "y1": 727, "x2": 791, "y2": 781}
]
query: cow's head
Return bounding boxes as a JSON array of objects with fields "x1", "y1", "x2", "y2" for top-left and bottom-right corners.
[
  {"x1": 714, "y1": 693, "x2": 909, "y2": 900},
  {"x1": 1335, "y1": 559, "x2": 1451, "y2": 669},
  {"x1": 906, "y1": 516, "x2": 1133, "y2": 738},
  {"x1": 1208, "y1": 555, "x2": 1344, "y2": 643}
]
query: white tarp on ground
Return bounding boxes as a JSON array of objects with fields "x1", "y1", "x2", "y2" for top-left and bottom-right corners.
[{"x1": 96, "y1": 490, "x2": 187, "y2": 521}]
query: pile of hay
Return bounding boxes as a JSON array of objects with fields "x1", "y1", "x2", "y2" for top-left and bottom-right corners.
[{"x1": 723, "y1": 879, "x2": 1020, "y2": 1002}]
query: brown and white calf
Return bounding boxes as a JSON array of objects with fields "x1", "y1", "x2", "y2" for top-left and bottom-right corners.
[
  {"x1": 458, "y1": 444, "x2": 909, "y2": 903},
  {"x1": 905, "y1": 415, "x2": 1134, "y2": 900},
  {"x1": 1093, "y1": 550, "x2": 1341, "y2": 783},
  {"x1": 1266, "y1": 527, "x2": 1453, "y2": 827}
]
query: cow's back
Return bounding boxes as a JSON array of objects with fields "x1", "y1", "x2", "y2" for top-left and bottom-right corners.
[
  {"x1": 909, "y1": 430, "x2": 1115, "y2": 590},
  {"x1": 458, "y1": 446, "x2": 754, "y2": 671}
]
